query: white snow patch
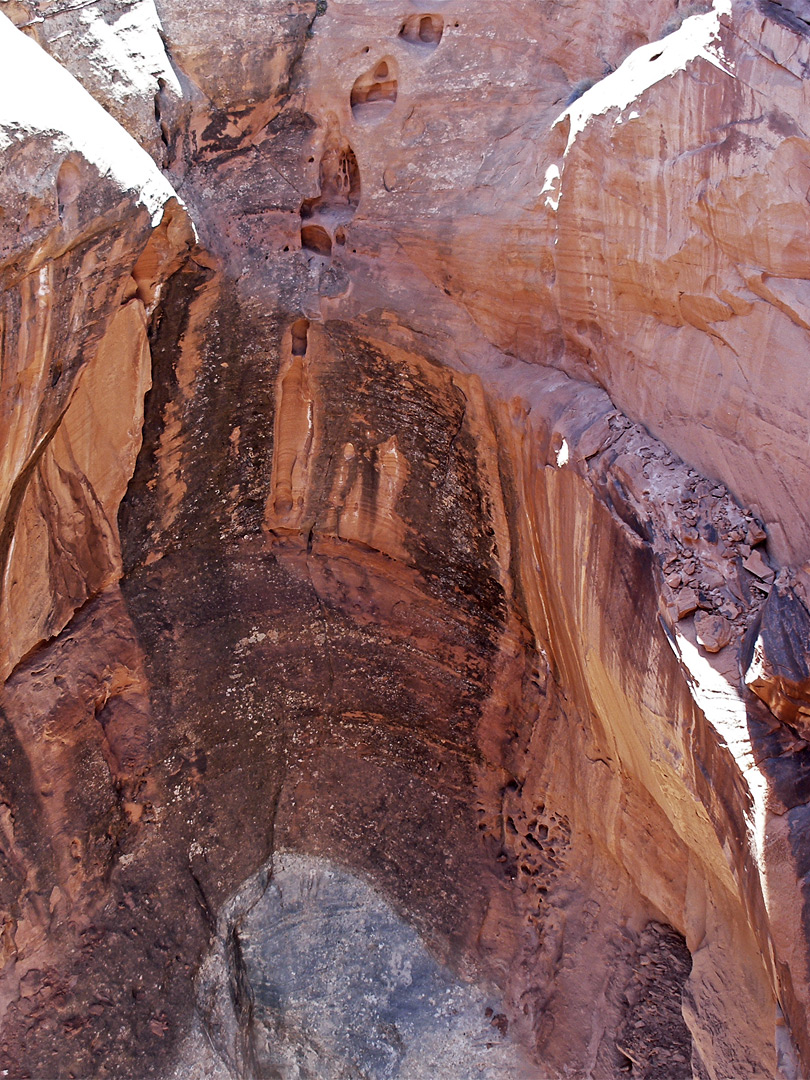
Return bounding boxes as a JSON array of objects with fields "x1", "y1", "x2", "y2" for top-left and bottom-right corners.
[
  {"x1": 72, "y1": 0, "x2": 181, "y2": 107},
  {"x1": 0, "y1": 14, "x2": 177, "y2": 222},
  {"x1": 541, "y1": 163, "x2": 561, "y2": 211},
  {"x1": 556, "y1": 0, "x2": 733, "y2": 155}
]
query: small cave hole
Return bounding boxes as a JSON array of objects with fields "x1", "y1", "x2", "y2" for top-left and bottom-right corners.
[
  {"x1": 350, "y1": 59, "x2": 398, "y2": 122},
  {"x1": 420, "y1": 15, "x2": 440, "y2": 42},
  {"x1": 399, "y1": 13, "x2": 443, "y2": 46},
  {"x1": 650, "y1": 51, "x2": 663, "y2": 61},
  {"x1": 291, "y1": 318, "x2": 310, "y2": 356},
  {"x1": 301, "y1": 223, "x2": 332, "y2": 256}
]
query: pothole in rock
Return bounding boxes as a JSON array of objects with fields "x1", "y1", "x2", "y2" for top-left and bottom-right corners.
[
  {"x1": 195, "y1": 852, "x2": 534, "y2": 1079},
  {"x1": 290, "y1": 318, "x2": 310, "y2": 357}
]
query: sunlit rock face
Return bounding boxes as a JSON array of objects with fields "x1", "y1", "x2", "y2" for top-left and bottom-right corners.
[{"x1": 1, "y1": 1, "x2": 810, "y2": 1078}]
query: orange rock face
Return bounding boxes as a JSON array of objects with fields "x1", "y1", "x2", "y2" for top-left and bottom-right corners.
[{"x1": 2, "y1": 2, "x2": 810, "y2": 1078}]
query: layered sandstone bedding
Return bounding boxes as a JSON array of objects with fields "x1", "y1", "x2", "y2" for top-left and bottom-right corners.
[{"x1": 1, "y1": 1, "x2": 810, "y2": 1077}]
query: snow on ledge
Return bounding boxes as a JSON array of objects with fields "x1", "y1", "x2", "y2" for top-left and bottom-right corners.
[
  {"x1": 555, "y1": 0, "x2": 734, "y2": 155},
  {"x1": 0, "y1": 13, "x2": 178, "y2": 224}
]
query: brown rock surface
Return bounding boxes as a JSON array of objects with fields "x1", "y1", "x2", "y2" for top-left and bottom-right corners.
[
  {"x1": 0, "y1": 13, "x2": 190, "y2": 681},
  {"x1": 745, "y1": 587, "x2": 810, "y2": 735},
  {"x1": 1, "y1": 2, "x2": 810, "y2": 1079},
  {"x1": 694, "y1": 612, "x2": 734, "y2": 653}
]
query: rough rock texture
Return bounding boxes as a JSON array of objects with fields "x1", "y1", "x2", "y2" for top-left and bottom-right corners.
[
  {"x1": 2, "y1": 1, "x2": 810, "y2": 1078},
  {"x1": 745, "y1": 587, "x2": 810, "y2": 731},
  {"x1": 0, "y1": 11, "x2": 191, "y2": 682},
  {"x1": 211, "y1": 852, "x2": 534, "y2": 1078}
]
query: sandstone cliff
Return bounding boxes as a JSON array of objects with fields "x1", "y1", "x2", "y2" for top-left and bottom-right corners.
[{"x1": 1, "y1": 1, "x2": 810, "y2": 1077}]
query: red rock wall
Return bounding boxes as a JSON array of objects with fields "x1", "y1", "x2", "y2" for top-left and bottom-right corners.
[{"x1": 1, "y1": 2, "x2": 810, "y2": 1078}]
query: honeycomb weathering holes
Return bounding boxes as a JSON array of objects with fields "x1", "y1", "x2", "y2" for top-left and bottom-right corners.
[
  {"x1": 350, "y1": 58, "x2": 398, "y2": 122},
  {"x1": 301, "y1": 141, "x2": 361, "y2": 220},
  {"x1": 299, "y1": 131, "x2": 360, "y2": 258},
  {"x1": 399, "y1": 14, "x2": 444, "y2": 47}
]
